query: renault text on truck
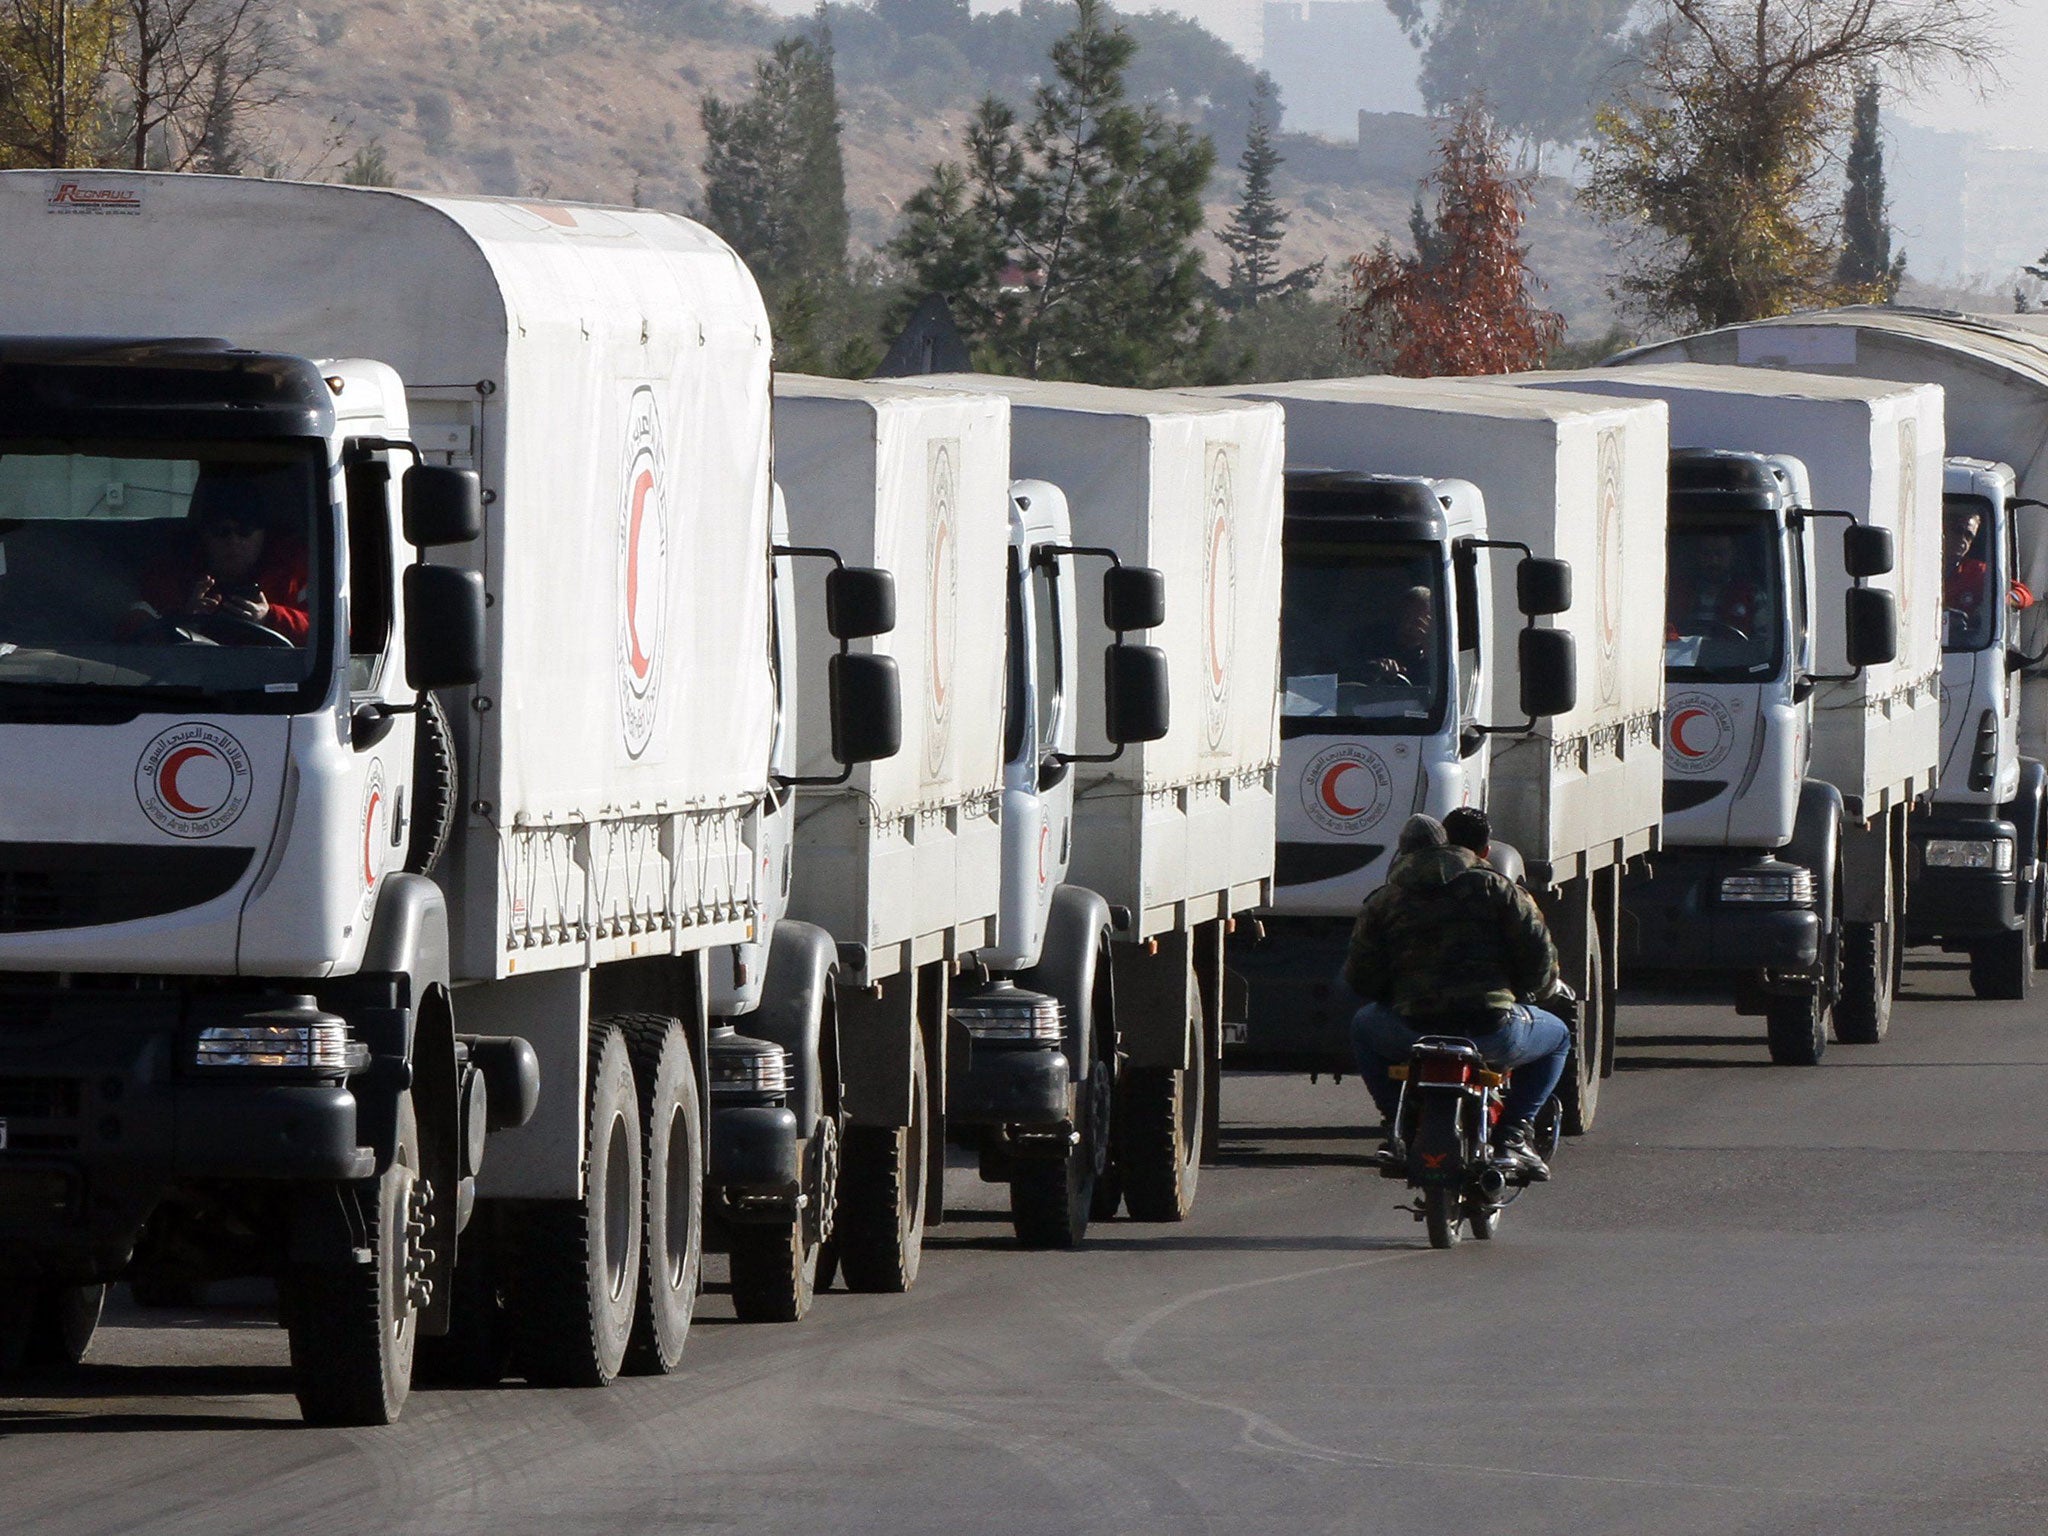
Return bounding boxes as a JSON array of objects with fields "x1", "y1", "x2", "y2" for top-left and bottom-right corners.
[
  {"x1": 1518, "y1": 364, "x2": 1938, "y2": 1063},
  {"x1": 0, "y1": 172, "x2": 897, "y2": 1421},
  {"x1": 1622, "y1": 310, "x2": 2048, "y2": 1001},
  {"x1": 1207, "y1": 379, "x2": 1668, "y2": 1133}
]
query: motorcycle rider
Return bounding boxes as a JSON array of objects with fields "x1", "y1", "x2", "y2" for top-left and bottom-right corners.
[{"x1": 1344, "y1": 811, "x2": 1571, "y2": 1180}]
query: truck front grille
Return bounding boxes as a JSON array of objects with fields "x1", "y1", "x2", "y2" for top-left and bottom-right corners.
[{"x1": 0, "y1": 844, "x2": 252, "y2": 932}]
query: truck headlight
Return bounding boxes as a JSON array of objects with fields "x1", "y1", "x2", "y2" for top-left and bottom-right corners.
[
  {"x1": 1923, "y1": 837, "x2": 2014, "y2": 873},
  {"x1": 951, "y1": 980, "x2": 1064, "y2": 1044},
  {"x1": 1719, "y1": 867, "x2": 1816, "y2": 906},
  {"x1": 708, "y1": 1032, "x2": 791, "y2": 1098},
  {"x1": 194, "y1": 1022, "x2": 366, "y2": 1070}
]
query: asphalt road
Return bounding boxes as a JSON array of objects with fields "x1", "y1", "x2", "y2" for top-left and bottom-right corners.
[{"x1": 4, "y1": 949, "x2": 2046, "y2": 1536}]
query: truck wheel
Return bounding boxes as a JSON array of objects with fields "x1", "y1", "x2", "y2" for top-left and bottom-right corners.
[
  {"x1": 504, "y1": 1023, "x2": 642, "y2": 1388},
  {"x1": 837, "y1": 1025, "x2": 928, "y2": 1293},
  {"x1": 616, "y1": 1015, "x2": 701, "y2": 1374},
  {"x1": 1559, "y1": 943, "x2": 1604, "y2": 1136},
  {"x1": 1010, "y1": 1052, "x2": 1110, "y2": 1250},
  {"x1": 405, "y1": 692, "x2": 459, "y2": 878},
  {"x1": 1765, "y1": 989, "x2": 1827, "y2": 1065},
  {"x1": 0, "y1": 1282, "x2": 104, "y2": 1379},
  {"x1": 1970, "y1": 919, "x2": 2033, "y2": 1001},
  {"x1": 1835, "y1": 913, "x2": 1896, "y2": 1043},
  {"x1": 283, "y1": 1093, "x2": 422, "y2": 1426},
  {"x1": 1119, "y1": 1000, "x2": 1204, "y2": 1223}
]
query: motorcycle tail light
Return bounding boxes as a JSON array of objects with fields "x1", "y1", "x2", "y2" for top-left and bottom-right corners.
[{"x1": 1415, "y1": 1056, "x2": 1473, "y2": 1085}]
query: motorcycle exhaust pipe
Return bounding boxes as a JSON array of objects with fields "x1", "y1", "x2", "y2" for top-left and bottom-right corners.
[{"x1": 1475, "y1": 1165, "x2": 1508, "y2": 1199}]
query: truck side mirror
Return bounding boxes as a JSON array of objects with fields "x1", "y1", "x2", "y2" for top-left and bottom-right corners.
[
  {"x1": 1104, "y1": 643, "x2": 1170, "y2": 744},
  {"x1": 1845, "y1": 587, "x2": 1898, "y2": 668},
  {"x1": 403, "y1": 465, "x2": 484, "y2": 548},
  {"x1": 828, "y1": 652, "x2": 902, "y2": 765},
  {"x1": 1104, "y1": 564, "x2": 1166, "y2": 631},
  {"x1": 1516, "y1": 557, "x2": 1572, "y2": 617},
  {"x1": 1519, "y1": 628, "x2": 1576, "y2": 718},
  {"x1": 405, "y1": 565, "x2": 486, "y2": 689},
  {"x1": 1843, "y1": 524, "x2": 1894, "y2": 579},
  {"x1": 826, "y1": 566, "x2": 896, "y2": 641}
]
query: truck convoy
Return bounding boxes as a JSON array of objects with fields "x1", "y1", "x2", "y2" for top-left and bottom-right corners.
[
  {"x1": 1514, "y1": 364, "x2": 1938, "y2": 1061},
  {"x1": 1209, "y1": 378, "x2": 1668, "y2": 1132},
  {"x1": 0, "y1": 172, "x2": 902, "y2": 1421},
  {"x1": 1617, "y1": 310, "x2": 2048, "y2": 1001},
  {"x1": 893, "y1": 376, "x2": 1284, "y2": 1244}
]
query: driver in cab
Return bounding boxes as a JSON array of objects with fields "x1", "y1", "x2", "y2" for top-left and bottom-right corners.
[
  {"x1": 1666, "y1": 532, "x2": 1763, "y2": 641},
  {"x1": 125, "y1": 473, "x2": 310, "y2": 644},
  {"x1": 1364, "y1": 584, "x2": 1435, "y2": 682}
]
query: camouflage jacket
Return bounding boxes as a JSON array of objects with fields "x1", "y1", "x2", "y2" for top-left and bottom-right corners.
[{"x1": 1342, "y1": 846, "x2": 1559, "y2": 1020}]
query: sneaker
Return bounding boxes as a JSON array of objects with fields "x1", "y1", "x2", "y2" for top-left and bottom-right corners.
[{"x1": 1495, "y1": 1120, "x2": 1550, "y2": 1182}]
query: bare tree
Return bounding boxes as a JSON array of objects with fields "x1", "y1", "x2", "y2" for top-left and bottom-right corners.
[
  {"x1": 1582, "y1": 0, "x2": 1999, "y2": 329},
  {"x1": 112, "y1": 0, "x2": 287, "y2": 171},
  {"x1": 0, "y1": 0, "x2": 119, "y2": 168}
]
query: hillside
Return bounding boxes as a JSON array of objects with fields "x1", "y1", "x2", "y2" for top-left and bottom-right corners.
[{"x1": 267, "y1": 0, "x2": 1621, "y2": 341}]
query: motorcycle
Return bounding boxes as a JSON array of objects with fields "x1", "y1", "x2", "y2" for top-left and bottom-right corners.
[{"x1": 1383, "y1": 993, "x2": 1572, "y2": 1248}]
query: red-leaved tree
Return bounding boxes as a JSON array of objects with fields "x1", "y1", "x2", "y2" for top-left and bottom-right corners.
[{"x1": 1343, "y1": 100, "x2": 1565, "y2": 376}]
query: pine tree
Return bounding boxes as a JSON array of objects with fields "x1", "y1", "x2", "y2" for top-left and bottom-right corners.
[
  {"x1": 1837, "y1": 78, "x2": 1904, "y2": 300},
  {"x1": 1343, "y1": 99, "x2": 1564, "y2": 376},
  {"x1": 1219, "y1": 77, "x2": 1320, "y2": 309},
  {"x1": 701, "y1": 20, "x2": 851, "y2": 368},
  {"x1": 889, "y1": 0, "x2": 1218, "y2": 385}
]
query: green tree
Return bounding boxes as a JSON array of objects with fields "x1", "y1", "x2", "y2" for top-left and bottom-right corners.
[
  {"x1": 1582, "y1": 0, "x2": 1991, "y2": 330},
  {"x1": 889, "y1": 0, "x2": 1218, "y2": 385},
  {"x1": 1343, "y1": 100, "x2": 1563, "y2": 377},
  {"x1": 1837, "y1": 77, "x2": 1904, "y2": 299},
  {"x1": 1218, "y1": 77, "x2": 1320, "y2": 310},
  {"x1": 1388, "y1": 0, "x2": 1634, "y2": 158},
  {"x1": 700, "y1": 22, "x2": 853, "y2": 370},
  {"x1": 0, "y1": 0, "x2": 118, "y2": 167}
]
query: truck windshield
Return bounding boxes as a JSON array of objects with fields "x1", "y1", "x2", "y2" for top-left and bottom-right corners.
[
  {"x1": 1280, "y1": 540, "x2": 1445, "y2": 737},
  {"x1": 1665, "y1": 511, "x2": 1784, "y2": 683},
  {"x1": 1941, "y1": 493, "x2": 1999, "y2": 653},
  {"x1": 0, "y1": 441, "x2": 327, "y2": 712}
]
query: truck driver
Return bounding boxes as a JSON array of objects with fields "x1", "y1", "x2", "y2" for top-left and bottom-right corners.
[{"x1": 127, "y1": 468, "x2": 311, "y2": 644}]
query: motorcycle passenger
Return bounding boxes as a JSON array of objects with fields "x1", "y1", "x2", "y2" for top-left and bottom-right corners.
[{"x1": 1344, "y1": 812, "x2": 1571, "y2": 1180}]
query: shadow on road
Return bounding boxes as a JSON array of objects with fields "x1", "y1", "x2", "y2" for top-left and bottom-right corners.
[
  {"x1": 0, "y1": 1407, "x2": 296, "y2": 1435},
  {"x1": 1080, "y1": 1233, "x2": 1412, "y2": 1254},
  {"x1": 1612, "y1": 1055, "x2": 1778, "y2": 1073}
]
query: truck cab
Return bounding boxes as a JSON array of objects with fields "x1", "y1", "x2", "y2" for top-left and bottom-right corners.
[
  {"x1": 1906, "y1": 458, "x2": 2048, "y2": 996},
  {"x1": 1625, "y1": 446, "x2": 1898, "y2": 1062}
]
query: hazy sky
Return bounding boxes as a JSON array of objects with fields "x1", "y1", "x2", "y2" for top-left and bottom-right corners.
[{"x1": 1898, "y1": 3, "x2": 2048, "y2": 149}]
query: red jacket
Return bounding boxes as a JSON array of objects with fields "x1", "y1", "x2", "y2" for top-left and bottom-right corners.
[{"x1": 138, "y1": 539, "x2": 312, "y2": 642}]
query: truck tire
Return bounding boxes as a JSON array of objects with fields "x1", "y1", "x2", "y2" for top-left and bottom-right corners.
[
  {"x1": 1559, "y1": 943, "x2": 1604, "y2": 1136},
  {"x1": 1765, "y1": 989, "x2": 1827, "y2": 1065},
  {"x1": 504, "y1": 1023, "x2": 642, "y2": 1388},
  {"x1": 1119, "y1": 989, "x2": 1204, "y2": 1222},
  {"x1": 728, "y1": 1118, "x2": 836, "y2": 1325},
  {"x1": 1835, "y1": 910, "x2": 1896, "y2": 1043},
  {"x1": 0, "y1": 1281, "x2": 104, "y2": 1379},
  {"x1": 282, "y1": 1092, "x2": 422, "y2": 1426},
  {"x1": 1970, "y1": 895, "x2": 2034, "y2": 1001},
  {"x1": 837, "y1": 1025, "x2": 928, "y2": 1294},
  {"x1": 405, "y1": 692, "x2": 459, "y2": 878},
  {"x1": 619, "y1": 1015, "x2": 701, "y2": 1372},
  {"x1": 1010, "y1": 1051, "x2": 1111, "y2": 1250}
]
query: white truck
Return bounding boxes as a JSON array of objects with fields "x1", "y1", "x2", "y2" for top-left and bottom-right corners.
[
  {"x1": 888, "y1": 375, "x2": 1284, "y2": 1246},
  {"x1": 1618, "y1": 310, "x2": 2048, "y2": 999},
  {"x1": 1516, "y1": 364, "x2": 1938, "y2": 1061},
  {"x1": 0, "y1": 172, "x2": 899, "y2": 1421},
  {"x1": 1206, "y1": 378, "x2": 1668, "y2": 1132}
]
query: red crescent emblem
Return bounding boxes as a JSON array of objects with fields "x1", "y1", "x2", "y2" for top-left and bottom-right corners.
[
  {"x1": 1319, "y1": 762, "x2": 1366, "y2": 818},
  {"x1": 625, "y1": 468, "x2": 655, "y2": 680},
  {"x1": 157, "y1": 745, "x2": 217, "y2": 816},
  {"x1": 1670, "y1": 706, "x2": 1711, "y2": 759},
  {"x1": 930, "y1": 519, "x2": 950, "y2": 707},
  {"x1": 362, "y1": 790, "x2": 383, "y2": 887},
  {"x1": 1037, "y1": 821, "x2": 1050, "y2": 884},
  {"x1": 1207, "y1": 519, "x2": 1229, "y2": 684}
]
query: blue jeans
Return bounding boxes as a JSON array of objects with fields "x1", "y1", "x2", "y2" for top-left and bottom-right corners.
[{"x1": 1349, "y1": 1001, "x2": 1571, "y2": 1128}]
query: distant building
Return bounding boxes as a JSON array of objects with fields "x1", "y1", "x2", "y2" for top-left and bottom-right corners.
[
  {"x1": 1262, "y1": 1, "x2": 1421, "y2": 141},
  {"x1": 1889, "y1": 118, "x2": 2048, "y2": 284}
]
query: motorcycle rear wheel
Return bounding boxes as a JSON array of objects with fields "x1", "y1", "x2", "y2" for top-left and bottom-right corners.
[
  {"x1": 1466, "y1": 1200, "x2": 1500, "y2": 1240},
  {"x1": 1423, "y1": 1187, "x2": 1465, "y2": 1249}
]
